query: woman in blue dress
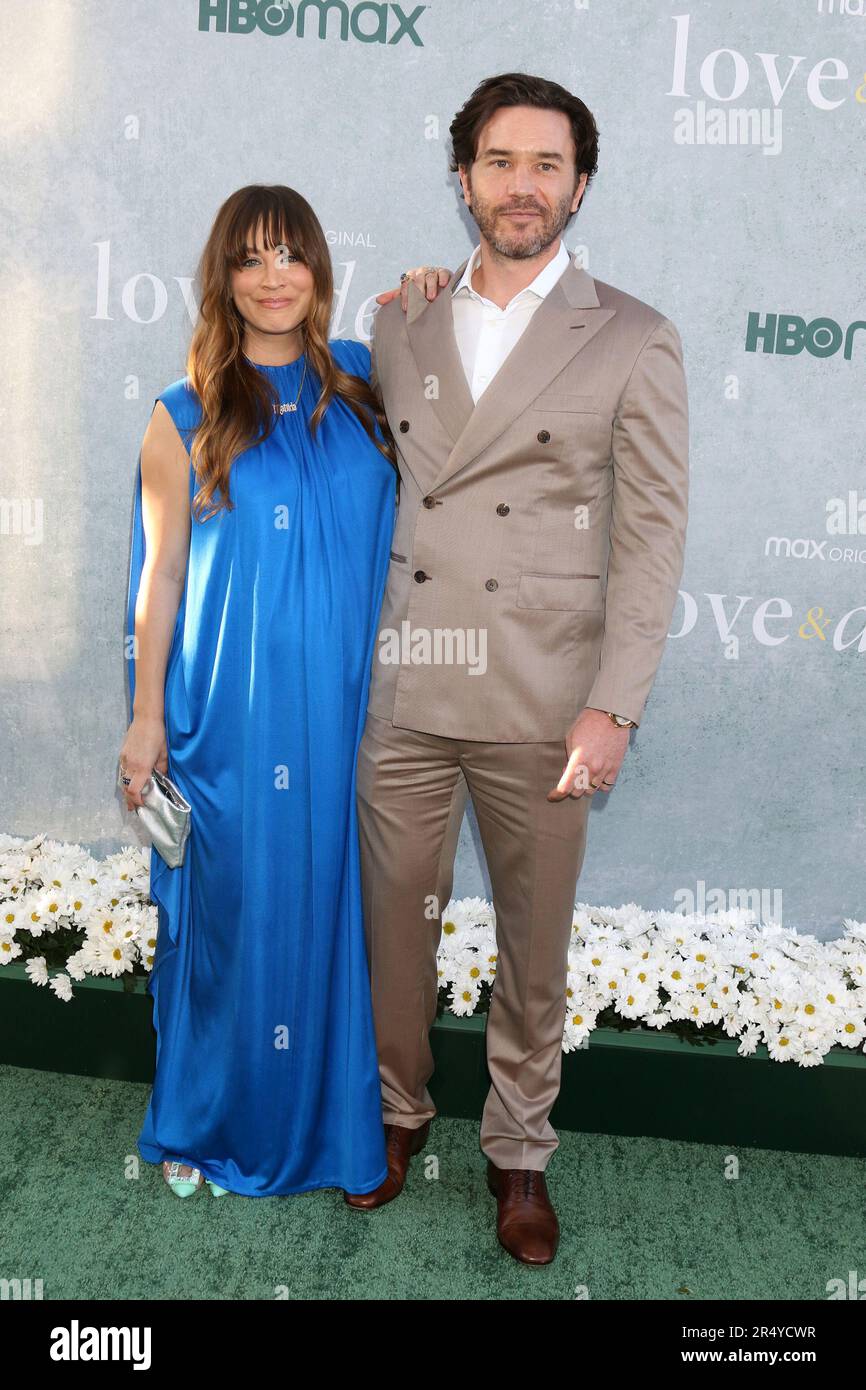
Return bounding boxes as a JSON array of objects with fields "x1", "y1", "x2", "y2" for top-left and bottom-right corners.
[{"x1": 119, "y1": 184, "x2": 400, "y2": 1199}]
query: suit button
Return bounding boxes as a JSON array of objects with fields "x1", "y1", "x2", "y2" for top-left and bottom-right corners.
[
  {"x1": 537, "y1": 429, "x2": 550, "y2": 443},
  {"x1": 414, "y1": 570, "x2": 429, "y2": 583},
  {"x1": 485, "y1": 578, "x2": 498, "y2": 592},
  {"x1": 399, "y1": 420, "x2": 410, "y2": 433},
  {"x1": 495, "y1": 503, "x2": 510, "y2": 516},
  {"x1": 422, "y1": 495, "x2": 436, "y2": 508}
]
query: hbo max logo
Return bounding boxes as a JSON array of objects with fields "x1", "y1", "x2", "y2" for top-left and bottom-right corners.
[
  {"x1": 198, "y1": 0, "x2": 427, "y2": 45},
  {"x1": 746, "y1": 312, "x2": 866, "y2": 360}
]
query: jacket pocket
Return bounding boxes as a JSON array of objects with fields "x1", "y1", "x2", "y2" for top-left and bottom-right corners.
[
  {"x1": 529, "y1": 392, "x2": 603, "y2": 414},
  {"x1": 516, "y1": 572, "x2": 603, "y2": 611}
]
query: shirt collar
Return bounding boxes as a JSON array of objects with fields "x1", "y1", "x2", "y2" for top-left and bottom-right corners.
[{"x1": 451, "y1": 238, "x2": 571, "y2": 307}]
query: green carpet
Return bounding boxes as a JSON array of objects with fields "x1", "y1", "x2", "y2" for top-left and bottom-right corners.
[{"x1": 2, "y1": 1061, "x2": 863, "y2": 1301}]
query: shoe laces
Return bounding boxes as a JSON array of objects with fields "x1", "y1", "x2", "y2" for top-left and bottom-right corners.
[{"x1": 505, "y1": 1168, "x2": 544, "y2": 1199}]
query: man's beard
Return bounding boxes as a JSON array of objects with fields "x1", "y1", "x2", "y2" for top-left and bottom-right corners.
[{"x1": 466, "y1": 183, "x2": 577, "y2": 260}]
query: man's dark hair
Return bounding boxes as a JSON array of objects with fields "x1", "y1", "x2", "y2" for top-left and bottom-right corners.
[{"x1": 448, "y1": 72, "x2": 599, "y2": 193}]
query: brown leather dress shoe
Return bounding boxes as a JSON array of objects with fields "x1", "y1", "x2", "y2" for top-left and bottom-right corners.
[
  {"x1": 343, "y1": 1119, "x2": 431, "y2": 1210},
  {"x1": 486, "y1": 1160, "x2": 560, "y2": 1264}
]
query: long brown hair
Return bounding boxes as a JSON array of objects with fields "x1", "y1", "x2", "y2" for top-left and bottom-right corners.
[{"x1": 185, "y1": 184, "x2": 396, "y2": 521}]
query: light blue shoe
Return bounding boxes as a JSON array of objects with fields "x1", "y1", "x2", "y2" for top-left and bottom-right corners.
[
  {"x1": 162, "y1": 1159, "x2": 204, "y2": 1199},
  {"x1": 205, "y1": 1179, "x2": 230, "y2": 1197}
]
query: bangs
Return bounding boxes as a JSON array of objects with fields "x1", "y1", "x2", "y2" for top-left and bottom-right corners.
[{"x1": 226, "y1": 200, "x2": 302, "y2": 268}]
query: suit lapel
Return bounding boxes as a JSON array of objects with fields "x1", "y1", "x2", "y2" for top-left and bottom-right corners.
[
  {"x1": 404, "y1": 254, "x2": 617, "y2": 494},
  {"x1": 404, "y1": 256, "x2": 475, "y2": 447}
]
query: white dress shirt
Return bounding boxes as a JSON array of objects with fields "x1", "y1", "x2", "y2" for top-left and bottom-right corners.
[{"x1": 450, "y1": 238, "x2": 572, "y2": 402}]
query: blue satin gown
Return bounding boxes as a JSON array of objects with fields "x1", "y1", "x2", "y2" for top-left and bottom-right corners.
[{"x1": 125, "y1": 338, "x2": 393, "y2": 1196}]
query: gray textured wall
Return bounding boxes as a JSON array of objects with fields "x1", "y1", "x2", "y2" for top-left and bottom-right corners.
[{"x1": 1, "y1": 0, "x2": 863, "y2": 935}]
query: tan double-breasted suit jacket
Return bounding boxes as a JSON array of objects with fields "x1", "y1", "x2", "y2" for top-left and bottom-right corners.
[{"x1": 366, "y1": 253, "x2": 689, "y2": 738}]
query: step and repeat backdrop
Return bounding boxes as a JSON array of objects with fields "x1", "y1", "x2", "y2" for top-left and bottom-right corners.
[{"x1": 1, "y1": 1, "x2": 862, "y2": 935}]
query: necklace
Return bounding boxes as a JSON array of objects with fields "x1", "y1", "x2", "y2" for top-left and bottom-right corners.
[{"x1": 272, "y1": 354, "x2": 307, "y2": 414}]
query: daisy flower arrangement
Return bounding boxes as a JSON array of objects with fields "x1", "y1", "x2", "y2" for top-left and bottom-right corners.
[
  {"x1": 3, "y1": 832, "x2": 865, "y2": 1065},
  {"x1": 436, "y1": 899, "x2": 866, "y2": 1066},
  {"x1": 0, "y1": 832, "x2": 157, "y2": 1001}
]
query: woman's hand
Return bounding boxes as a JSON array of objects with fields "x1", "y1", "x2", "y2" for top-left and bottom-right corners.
[
  {"x1": 119, "y1": 715, "x2": 168, "y2": 810},
  {"x1": 375, "y1": 266, "x2": 452, "y2": 311}
]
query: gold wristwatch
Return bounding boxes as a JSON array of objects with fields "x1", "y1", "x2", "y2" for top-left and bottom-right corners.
[{"x1": 607, "y1": 711, "x2": 637, "y2": 728}]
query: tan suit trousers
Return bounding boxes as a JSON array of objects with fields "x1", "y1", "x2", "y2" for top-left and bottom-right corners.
[{"x1": 356, "y1": 710, "x2": 591, "y2": 1170}]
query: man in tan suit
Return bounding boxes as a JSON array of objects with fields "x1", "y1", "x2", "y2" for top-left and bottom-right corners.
[{"x1": 345, "y1": 73, "x2": 689, "y2": 1265}]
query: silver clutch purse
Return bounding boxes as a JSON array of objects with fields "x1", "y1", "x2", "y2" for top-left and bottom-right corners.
[{"x1": 122, "y1": 766, "x2": 191, "y2": 868}]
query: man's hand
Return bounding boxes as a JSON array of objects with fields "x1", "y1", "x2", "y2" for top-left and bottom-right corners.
[
  {"x1": 547, "y1": 708, "x2": 631, "y2": 800},
  {"x1": 376, "y1": 266, "x2": 452, "y2": 311}
]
